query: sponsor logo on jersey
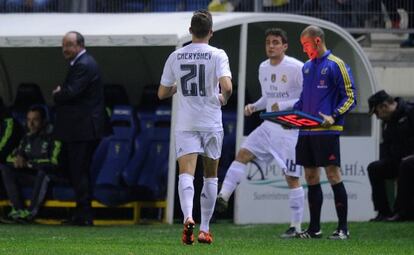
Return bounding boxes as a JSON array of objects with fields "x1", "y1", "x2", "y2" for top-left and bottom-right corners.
[
  {"x1": 281, "y1": 74, "x2": 287, "y2": 83},
  {"x1": 317, "y1": 79, "x2": 328, "y2": 89},
  {"x1": 304, "y1": 68, "x2": 309, "y2": 74},
  {"x1": 321, "y1": 67, "x2": 328, "y2": 75},
  {"x1": 271, "y1": 74, "x2": 276, "y2": 83},
  {"x1": 265, "y1": 91, "x2": 290, "y2": 98}
]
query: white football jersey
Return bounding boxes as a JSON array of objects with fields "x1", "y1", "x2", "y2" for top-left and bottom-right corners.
[
  {"x1": 258, "y1": 55, "x2": 304, "y2": 132},
  {"x1": 161, "y1": 43, "x2": 232, "y2": 131}
]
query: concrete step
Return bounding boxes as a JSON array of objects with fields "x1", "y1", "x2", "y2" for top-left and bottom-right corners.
[
  {"x1": 363, "y1": 46, "x2": 414, "y2": 67},
  {"x1": 361, "y1": 33, "x2": 414, "y2": 67}
]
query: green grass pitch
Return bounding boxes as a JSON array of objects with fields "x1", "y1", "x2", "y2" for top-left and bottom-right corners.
[{"x1": 0, "y1": 221, "x2": 413, "y2": 254}]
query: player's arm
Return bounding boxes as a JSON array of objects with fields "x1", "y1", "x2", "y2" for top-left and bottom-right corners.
[
  {"x1": 246, "y1": 65, "x2": 267, "y2": 116},
  {"x1": 158, "y1": 84, "x2": 177, "y2": 100},
  {"x1": 245, "y1": 96, "x2": 266, "y2": 116},
  {"x1": 158, "y1": 53, "x2": 177, "y2": 100},
  {"x1": 218, "y1": 76, "x2": 232, "y2": 106},
  {"x1": 293, "y1": 67, "x2": 305, "y2": 111},
  {"x1": 278, "y1": 67, "x2": 304, "y2": 112},
  {"x1": 319, "y1": 62, "x2": 356, "y2": 127},
  {"x1": 275, "y1": 99, "x2": 300, "y2": 112},
  {"x1": 331, "y1": 61, "x2": 357, "y2": 119},
  {"x1": 216, "y1": 50, "x2": 233, "y2": 106}
]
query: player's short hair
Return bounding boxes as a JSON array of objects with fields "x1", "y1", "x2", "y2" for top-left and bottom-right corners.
[
  {"x1": 28, "y1": 105, "x2": 47, "y2": 121},
  {"x1": 190, "y1": 10, "x2": 212, "y2": 38},
  {"x1": 265, "y1": 28, "x2": 288, "y2": 44},
  {"x1": 67, "y1": 31, "x2": 85, "y2": 48},
  {"x1": 301, "y1": 25, "x2": 325, "y2": 42}
]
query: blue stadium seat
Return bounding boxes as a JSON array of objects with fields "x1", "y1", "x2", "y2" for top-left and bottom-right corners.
[
  {"x1": 121, "y1": 109, "x2": 155, "y2": 187},
  {"x1": 11, "y1": 83, "x2": 47, "y2": 127},
  {"x1": 218, "y1": 111, "x2": 237, "y2": 180},
  {"x1": 93, "y1": 105, "x2": 138, "y2": 206},
  {"x1": 103, "y1": 83, "x2": 130, "y2": 117},
  {"x1": 122, "y1": 106, "x2": 171, "y2": 200}
]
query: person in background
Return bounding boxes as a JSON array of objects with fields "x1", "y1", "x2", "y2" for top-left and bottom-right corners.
[
  {"x1": 215, "y1": 28, "x2": 305, "y2": 239},
  {"x1": 5, "y1": 0, "x2": 55, "y2": 12},
  {"x1": 0, "y1": 97, "x2": 24, "y2": 167},
  {"x1": 400, "y1": 1, "x2": 414, "y2": 47},
  {"x1": 294, "y1": 25, "x2": 356, "y2": 240},
  {"x1": 0, "y1": 105, "x2": 61, "y2": 223},
  {"x1": 367, "y1": 90, "x2": 414, "y2": 222},
  {"x1": 53, "y1": 31, "x2": 105, "y2": 226}
]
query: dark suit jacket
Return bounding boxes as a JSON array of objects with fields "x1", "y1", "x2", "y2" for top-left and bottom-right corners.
[{"x1": 53, "y1": 52, "x2": 105, "y2": 142}]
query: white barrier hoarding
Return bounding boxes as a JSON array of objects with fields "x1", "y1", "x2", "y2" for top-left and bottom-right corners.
[{"x1": 234, "y1": 137, "x2": 376, "y2": 224}]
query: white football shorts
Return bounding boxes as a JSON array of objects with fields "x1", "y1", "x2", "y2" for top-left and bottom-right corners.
[
  {"x1": 175, "y1": 130, "x2": 224, "y2": 160},
  {"x1": 242, "y1": 121, "x2": 301, "y2": 177}
]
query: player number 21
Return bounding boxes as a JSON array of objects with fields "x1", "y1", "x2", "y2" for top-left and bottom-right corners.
[{"x1": 180, "y1": 64, "x2": 206, "y2": 96}]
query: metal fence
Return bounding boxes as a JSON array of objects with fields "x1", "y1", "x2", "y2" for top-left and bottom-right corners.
[{"x1": 0, "y1": 0, "x2": 413, "y2": 30}]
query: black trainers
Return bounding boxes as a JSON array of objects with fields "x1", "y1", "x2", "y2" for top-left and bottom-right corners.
[
  {"x1": 280, "y1": 227, "x2": 298, "y2": 239},
  {"x1": 215, "y1": 196, "x2": 228, "y2": 213},
  {"x1": 296, "y1": 229, "x2": 323, "y2": 239},
  {"x1": 328, "y1": 229, "x2": 349, "y2": 240},
  {"x1": 369, "y1": 213, "x2": 389, "y2": 222}
]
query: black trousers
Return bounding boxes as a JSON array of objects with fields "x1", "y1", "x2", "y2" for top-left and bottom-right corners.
[
  {"x1": 367, "y1": 159, "x2": 398, "y2": 216},
  {"x1": 0, "y1": 164, "x2": 55, "y2": 216},
  {"x1": 394, "y1": 156, "x2": 414, "y2": 218},
  {"x1": 64, "y1": 140, "x2": 98, "y2": 220}
]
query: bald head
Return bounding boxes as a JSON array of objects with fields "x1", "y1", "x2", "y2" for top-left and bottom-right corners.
[
  {"x1": 62, "y1": 31, "x2": 85, "y2": 61},
  {"x1": 301, "y1": 25, "x2": 325, "y2": 43},
  {"x1": 300, "y1": 25, "x2": 327, "y2": 60}
]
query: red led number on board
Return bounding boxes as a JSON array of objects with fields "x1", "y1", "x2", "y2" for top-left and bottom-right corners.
[{"x1": 277, "y1": 114, "x2": 319, "y2": 127}]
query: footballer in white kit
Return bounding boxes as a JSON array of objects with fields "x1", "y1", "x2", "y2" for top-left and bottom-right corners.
[
  {"x1": 160, "y1": 43, "x2": 232, "y2": 159},
  {"x1": 243, "y1": 55, "x2": 303, "y2": 174},
  {"x1": 158, "y1": 10, "x2": 232, "y2": 245},
  {"x1": 216, "y1": 28, "x2": 305, "y2": 239}
]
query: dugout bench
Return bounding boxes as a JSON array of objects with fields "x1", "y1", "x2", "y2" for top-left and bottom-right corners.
[{"x1": 0, "y1": 199, "x2": 167, "y2": 225}]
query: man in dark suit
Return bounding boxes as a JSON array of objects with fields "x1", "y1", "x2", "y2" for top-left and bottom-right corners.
[{"x1": 53, "y1": 31, "x2": 105, "y2": 226}]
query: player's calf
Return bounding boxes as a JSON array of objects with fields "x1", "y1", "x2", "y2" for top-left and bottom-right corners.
[{"x1": 215, "y1": 196, "x2": 228, "y2": 213}]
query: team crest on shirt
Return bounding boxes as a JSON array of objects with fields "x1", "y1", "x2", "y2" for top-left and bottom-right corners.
[
  {"x1": 321, "y1": 67, "x2": 328, "y2": 75},
  {"x1": 281, "y1": 74, "x2": 287, "y2": 83},
  {"x1": 304, "y1": 68, "x2": 309, "y2": 74},
  {"x1": 41, "y1": 142, "x2": 49, "y2": 154},
  {"x1": 271, "y1": 74, "x2": 276, "y2": 83}
]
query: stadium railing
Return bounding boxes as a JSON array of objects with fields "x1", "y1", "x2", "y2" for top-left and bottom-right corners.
[{"x1": 1, "y1": 0, "x2": 413, "y2": 35}]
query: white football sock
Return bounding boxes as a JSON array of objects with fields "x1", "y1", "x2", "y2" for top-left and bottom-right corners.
[
  {"x1": 200, "y1": 177, "x2": 218, "y2": 232},
  {"x1": 289, "y1": 186, "x2": 305, "y2": 232},
  {"x1": 178, "y1": 173, "x2": 194, "y2": 223},
  {"x1": 219, "y1": 161, "x2": 246, "y2": 201}
]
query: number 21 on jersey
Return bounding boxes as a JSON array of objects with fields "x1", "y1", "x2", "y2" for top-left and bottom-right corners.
[{"x1": 180, "y1": 64, "x2": 206, "y2": 96}]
